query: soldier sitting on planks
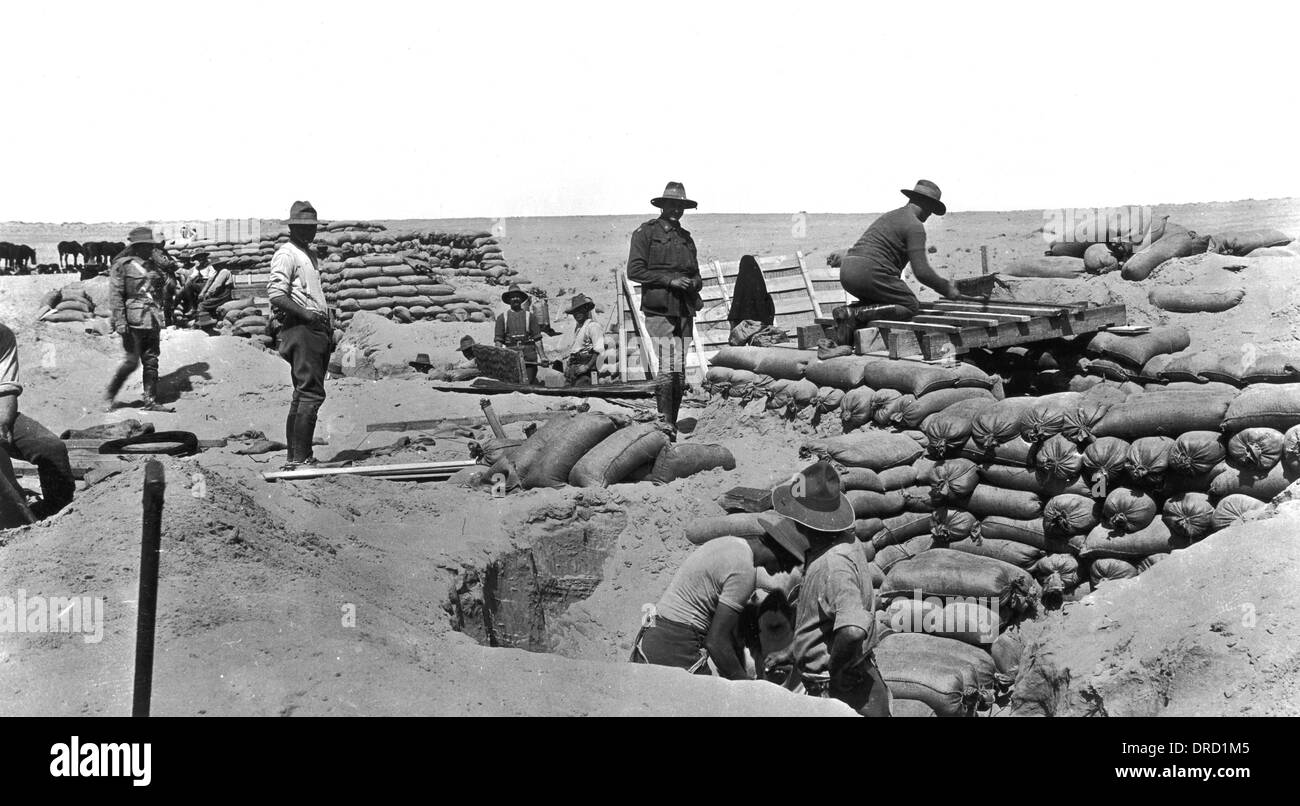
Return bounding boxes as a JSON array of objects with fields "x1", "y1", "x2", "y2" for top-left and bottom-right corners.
[
  {"x1": 0, "y1": 319, "x2": 76, "y2": 519},
  {"x1": 494, "y1": 284, "x2": 543, "y2": 385},
  {"x1": 827, "y1": 179, "x2": 961, "y2": 320},
  {"x1": 765, "y1": 460, "x2": 891, "y2": 716},
  {"x1": 561, "y1": 294, "x2": 604, "y2": 386},
  {"x1": 630, "y1": 511, "x2": 808, "y2": 680}
]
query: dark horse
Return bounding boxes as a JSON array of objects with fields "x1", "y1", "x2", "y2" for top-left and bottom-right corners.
[
  {"x1": 0, "y1": 243, "x2": 36, "y2": 272},
  {"x1": 57, "y1": 240, "x2": 84, "y2": 268}
]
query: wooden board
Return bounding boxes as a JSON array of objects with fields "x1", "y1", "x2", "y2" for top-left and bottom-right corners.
[
  {"x1": 429, "y1": 378, "x2": 659, "y2": 399},
  {"x1": 263, "y1": 459, "x2": 478, "y2": 482},
  {"x1": 471, "y1": 343, "x2": 528, "y2": 384},
  {"x1": 869, "y1": 303, "x2": 1127, "y2": 359}
]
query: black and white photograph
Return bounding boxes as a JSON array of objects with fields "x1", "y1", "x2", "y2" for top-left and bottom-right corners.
[{"x1": 0, "y1": 0, "x2": 1292, "y2": 782}]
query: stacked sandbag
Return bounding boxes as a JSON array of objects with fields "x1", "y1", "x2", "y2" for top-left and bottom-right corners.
[
  {"x1": 1120, "y1": 222, "x2": 1211, "y2": 280},
  {"x1": 328, "y1": 252, "x2": 497, "y2": 326},
  {"x1": 874, "y1": 632, "x2": 997, "y2": 717},
  {"x1": 708, "y1": 346, "x2": 816, "y2": 381},
  {"x1": 37, "y1": 281, "x2": 106, "y2": 323},
  {"x1": 1084, "y1": 326, "x2": 1190, "y2": 384}
]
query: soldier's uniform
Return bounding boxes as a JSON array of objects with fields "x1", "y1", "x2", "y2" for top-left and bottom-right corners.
[
  {"x1": 106, "y1": 238, "x2": 168, "y2": 409},
  {"x1": 626, "y1": 216, "x2": 702, "y2": 425}
]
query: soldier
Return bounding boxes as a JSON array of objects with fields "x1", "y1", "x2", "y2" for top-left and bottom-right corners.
[
  {"x1": 626, "y1": 181, "x2": 703, "y2": 431},
  {"x1": 494, "y1": 284, "x2": 542, "y2": 384},
  {"x1": 105, "y1": 227, "x2": 170, "y2": 412}
]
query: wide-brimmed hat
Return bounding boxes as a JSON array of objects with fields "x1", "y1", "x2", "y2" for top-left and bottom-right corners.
[
  {"x1": 756, "y1": 513, "x2": 810, "y2": 566},
  {"x1": 565, "y1": 293, "x2": 595, "y2": 315},
  {"x1": 409, "y1": 353, "x2": 435, "y2": 371},
  {"x1": 901, "y1": 180, "x2": 946, "y2": 216},
  {"x1": 126, "y1": 226, "x2": 157, "y2": 245},
  {"x1": 651, "y1": 181, "x2": 698, "y2": 210},
  {"x1": 501, "y1": 283, "x2": 529, "y2": 304},
  {"x1": 459, "y1": 335, "x2": 476, "y2": 351},
  {"x1": 284, "y1": 200, "x2": 320, "y2": 226},
  {"x1": 770, "y1": 460, "x2": 855, "y2": 533}
]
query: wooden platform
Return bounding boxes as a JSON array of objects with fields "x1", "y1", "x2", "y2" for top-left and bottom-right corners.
[{"x1": 862, "y1": 300, "x2": 1127, "y2": 360}]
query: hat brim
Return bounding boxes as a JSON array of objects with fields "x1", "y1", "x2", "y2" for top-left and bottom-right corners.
[
  {"x1": 770, "y1": 484, "x2": 855, "y2": 533},
  {"x1": 284, "y1": 219, "x2": 321, "y2": 226},
  {"x1": 901, "y1": 190, "x2": 946, "y2": 216},
  {"x1": 651, "y1": 197, "x2": 698, "y2": 210},
  {"x1": 566, "y1": 301, "x2": 595, "y2": 315},
  {"x1": 502, "y1": 292, "x2": 528, "y2": 303},
  {"x1": 756, "y1": 513, "x2": 809, "y2": 565}
]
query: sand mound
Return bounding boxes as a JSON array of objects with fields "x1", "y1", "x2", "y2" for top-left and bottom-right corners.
[{"x1": 1010, "y1": 500, "x2": 1300, "y2": 716}]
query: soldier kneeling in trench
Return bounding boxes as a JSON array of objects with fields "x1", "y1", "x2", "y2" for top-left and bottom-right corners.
[{"x1": 630, "y1": 505, "x2": 808, "y2": 679}]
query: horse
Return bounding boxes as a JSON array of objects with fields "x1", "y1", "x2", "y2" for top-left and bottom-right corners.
[
  {"x1": 16, "y1": 245, "x2": 36, "y2": 269},
  {"x1": 57, "y1": 240, "x2": 84, "y2": 268}
]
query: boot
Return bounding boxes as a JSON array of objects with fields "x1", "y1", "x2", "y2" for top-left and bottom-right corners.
[
  {"x1": 292, "y1": 402, "x2": 322, "y2": 463},
  {"x1": 284, "y1": 410, "x2": 300, "y2": 466},
  {"x1": 655, "y1": 375, "x2": 676, "y2": 433},
  {"x1": 139, "y1": 368, "x2": 169, "y2": 411},
  {"x1": 669, "y1": 371, "x2": 686, "y2": 426}
]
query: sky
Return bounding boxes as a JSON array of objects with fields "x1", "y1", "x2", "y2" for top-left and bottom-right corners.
[{"x1": 2, "y1": 0, "x2": 1296, "y2": 222}]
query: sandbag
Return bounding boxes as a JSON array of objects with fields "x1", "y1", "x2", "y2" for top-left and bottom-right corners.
[
  {"x1": 958, "y1": 485, "x2": 1042, "y2": 520},
  {"x1": 1045, "y1": 241, "x2": 1090, "y2": 258},
  {"x1": 765, "y1": 379, "x2": 795, "y2": 410},
  {"x1": 1043, "y1": 493, "x2": 1101, "y2": 537},
  {"x1": 990, "y1": 629, "x2": 1025, "y2": 688},
  {"x1": 1034, "y1": 434, "x2": 1082, "y2": 484},
  {"x1": 708, "y1": 346, "x2": 815, "y2": 380},
  {"x1": 725, "y1": 369, "x2": 759, "y2": 399},
  {"x1": 854, "y1": 518, "x2": 886, "y2": 543},
  {"x1": 1169, "y1": 431, "x2": 1226, "y2": 476},
  {"x1": 1002, "y1": 256, "x2": 1086, "y2": 278},
  {"x1": 518, "y1": 413, "x2": 619, "y2": 489},
  {"x1": 874, "y1": 633, "x2": 990, "y2": 717},
  {"x1": 1063, "y1": 392, "x2": 1122, "y2": 445},
  {"x1": 1090, "y1": 558, "x2": 1138, "y2": 586},
  {"x1": 1157, "y1": 350, "x2": 1219, "y2": 384},
  {"x1": 569, "y1": 423, "x2": 670, "y2": 487},
  {"x1": 961, "y1": 436, "x2": 1035, "y2": 468},
  {"x1": 649, "y1": 443, "x2": 736, "y2": 483},
  {"x1": 1087, "y1": 326, "x2": 1190, "y2": 369},
  {"x1": 978, "y1": 516, "x2": 1052, "y2": 551},
  {"x1": 684, "y1": 512, "x2": 767, "y2": 545},
  {"x1": 897, "y1": 388, "x2": 997, "y2": 429},
  {"x1": 41, "y1": 310, "x2": 88, "y2": 322},
  {"x1": 788, "y1": 379, "x2": 820, "y2": 409},
  {"x1": 803, "y1": 356, "x2": 870, "y2": 390},
  {"x1": 1101, "y1": 487, "x2": 1158, "y2": 533},
  {"x1": 703, "y1": 366, "x2": 734, "y2": 396},
  {"x1": 1222, "y1": 383, "x2": 1300, "y2": 433},
  {"x1": 1149, "y1": 286, "x2": 1245, "y2": 314},
  {"x1": 1095, "y1": 391, "x2": 1235, "y2": 439},
  {"x1": 921, "y1": 397, "x2": 998, "y2": 459},
  {"x1": 840, "y1": 466, "x2": 887, "y2": 493},
  {"x1": 929, "y1": 459, "x2": 980, "y2": 504},
  {"x1": 815, "y1": 387, "x2": 845, "y2": 415},
  {"x1": 1285, "y1": 425, "x2": 1300, "y2": 469},
  {"x1": 1126, "y1": 436, "x2": 1176, "y2": 486},
  {"x1": 875, "y1": 394, "x2": 912, "y2": 428},
  {"x1": 55, "y1": 299, "x2": 91, "y2": 313},
  {"x1": 874, "y1": 513, "x2": 935, "y2": 548},
  {"x1": 1160, "y1": 466, "x2": 1228, "y2": 497},
  {"x1": 1162, "y1": 493, "x2": 1216, "y2": 543},
  {"x1": 1029, "y1": 554, "x2": 1080, "y2": 601},
  {"x1": 946, "y1": 536, "x2": 1044, "y2": 569},
  {"x1": 977, "y1": 463, "x2": 1089, "y2": 498},
  {"x1": 901, "y1": 485, "x2": 936, "y2": 514},
  {"x1": 1226, "y1": 427, "x2": 1285, "y2": 472},
  {"x1": 847, "y1": 490, "x2": 908, "y2": 520},
  {"x1": 1239, "y1": 354, "x2": 1300, "y2": 386},
  {"x1": 1081, "y1": 436, "x2": 1129, "y2": 490},
  {"x1": 877, "y1": 464, "x2": 919, "y2": 491},
  {"x1": 970, "y1": 397, "x2": 1040, "y2": 450},
  {"x1": 1080, "y1": 518, "x2": 1181, "y2": 561},
  {"x1": 839, "y1": 386, "x2": 876, "y2": 430},
  {"x1": 1208, "y1": 228, "x2": 1291, "y2": 256},
  {"x1": 1208, "y1": 461, "x2": 1300, "y2": 501},
  {"x1": 1121, "y1": 230, "x2": 1211, "y2": 281},
  {"x1": 929, "y1": 508, "x2": 981, "y2": 543},
  {"x1": 881, "y1": 548, "x2": 1039, "y2": 617},
  {"x1": 1083, "y1": 243, "x2": 1119, "y2": 273},
  {"x1": 1212, "y1": 494, "x2": 1267, "y2": 531},
  {"x1": 874, "y1": 534, "x2": 935, "y2": 573},
  {"x1": 806, "y1": 431, "x2": 924, "y2": 471},
  {"x1": 861, "y1": 359, "x2": 994, "y2": 397}
]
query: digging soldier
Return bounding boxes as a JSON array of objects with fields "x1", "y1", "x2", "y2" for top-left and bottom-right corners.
[
  {"x1": 627, "y1": 181, "x2": 703, "y2": 433},
  {"x1": 105, "y1": 227, "x2": 170, "y2": 412},
  {"x1": 268, "y1": 200, "x2": 335, "y2": 469}
]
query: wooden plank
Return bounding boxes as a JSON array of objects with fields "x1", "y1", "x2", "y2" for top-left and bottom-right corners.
[
  {"x1": 710, "y1": 259, "x2": 731, "y2": 310},
  {"x1": 263, "y1": 460, "x2": 478, "y2": 482},
  {"x1": 622, "y1": 273, "x2": 658, "y2": 377},
  {"x1": 912, "y1": 315, "x2": 1004, "y2": 328},
  {"x1": 869, "y1": 320, "x2": 962, "y2": 334},
  {"x1": 880, "y1": 304, "x2": 1126, "y2": 358},
  {"x1": 366, "y1": 411, "x2": 570, "y2": 433},
  {"x1": 616, "y1": 271, "x2": 627, "y2": 382},
  {"x1": 932, "y1": 301, "x2": 1073, "y2": 317},
  {"x1": 794, "y1": 251, "x2": 822, "y2": 316},
  {"x1": 916, "y1": 307, "x2": 1031, "y2": 323}
]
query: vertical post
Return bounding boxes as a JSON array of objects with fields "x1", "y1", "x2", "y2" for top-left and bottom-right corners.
[
  {"x1": 479, "y1": 398, "x2": 507, "y2": 438},
  {"x1": 616, "y1": 271, "x2": 627, "y2": 382},
  {"x1": 133, "y1": 460, "x2": 166, "y2": 717},
  {"x1": 980, "y1": 245, "x2": 989, "y2": 275}
]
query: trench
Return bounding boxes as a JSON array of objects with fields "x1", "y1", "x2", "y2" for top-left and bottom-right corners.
[{"x1": 445, "y1": 498, "x2": 628, "y2": 652}]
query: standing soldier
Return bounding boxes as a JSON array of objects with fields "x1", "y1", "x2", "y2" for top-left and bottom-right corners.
[
  {"x1": 626, "y1": 181, "x2": 703, "y2": 432},
  {"x1": 268, "y1": 201, "x2": 334, "y2": 469},
  {"x1": 494, "y1": 284, "x2": 543, "y2": 384},
  {"x1": 105, "y1": 227, "x2": 169, "y2": 412}
]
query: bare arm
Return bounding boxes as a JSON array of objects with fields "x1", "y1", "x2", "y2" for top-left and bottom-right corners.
[
  {"x1": 705, "y1": 605, "x2": 748, "y2": 680},
  {"x1": 828, "y1": 624, "x2": 868, "y2": 695},
  {"x1": 0, "y1": 395, "x2": 16, "y2": 444}
]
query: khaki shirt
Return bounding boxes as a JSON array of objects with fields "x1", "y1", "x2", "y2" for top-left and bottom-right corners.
[
  {"x1": 792, "y1": 540, "x2": 877, "y2": 677},
  {"x1": 109, "y1": 255, "x2": 167, "y2": 331}
]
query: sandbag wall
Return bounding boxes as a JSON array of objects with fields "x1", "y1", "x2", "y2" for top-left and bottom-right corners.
[
  {"x1": 34, "y1": 279, "x2": 110, "y2": 324},
  {"x1": 477, "y1": 412, "x2": 737, "y2": 490}
]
